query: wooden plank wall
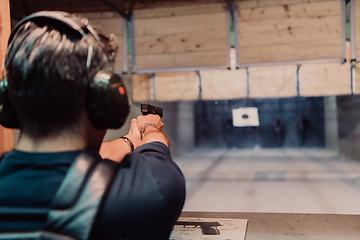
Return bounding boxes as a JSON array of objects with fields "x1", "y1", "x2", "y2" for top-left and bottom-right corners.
[
  {"x1": 132, "y1": 69, "x2": 247, "y2": 101},
  {"x1": 354, "y1": 65, "x2": 360, "y2": 93},
  {"x1": 132, "y1": 72, "x2": 199, "y2": 102},
  {"x1": 200, "y1": 69, "x2": 247, "y2": 100},
  {"x1": 133, "y1": 4, "x2": 229, "y2": 71},
  {"x1": 130, "y1": 0, "x2": 350, "y2": 101},
  {"x1": 300, "y1": 41, "x2": 350, "y2": 96},
  {"x1": 299, "y1": 63, "x2": 350, "y2": 96},
  {"x1": 248, "y1": 65, "x2": 297, "y2": 98},
  {"x1": 132, "y1": 62, "x2": 351, "y2": 101},
  {"x1": 80, "y1": 12, "x2": 125, "y2": 72},
  {"x1": 236, "y1": 0, "x2": 343, "y2": 65},
  {"x1": 132, "y1": 74, "x2": 152, "y2": 102},
  {"x1": 0, "y1": 0, "x2": 15, "y2": 152},
  {"x1": 155, "y1": 72, "x2": 199, "y2": 101}
]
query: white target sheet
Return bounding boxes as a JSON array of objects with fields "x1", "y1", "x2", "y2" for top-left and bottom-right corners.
[
  {"x1": 232, "y1": 107, "x2": 260, "y2": 127},
  {"x1": 169, "y1": 217, "x2": 248, "y2": 240}
]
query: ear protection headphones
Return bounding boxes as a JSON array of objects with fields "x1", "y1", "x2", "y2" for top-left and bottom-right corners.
[{"x1": 0, "y1": 11, "x2": 130, "y2": 129}]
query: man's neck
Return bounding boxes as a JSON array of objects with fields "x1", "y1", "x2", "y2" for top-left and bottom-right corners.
[
  {"x1": 15, "y1": 112, "x2": 106, "y2": 153},
  {"x1": 16, "y1": 133, "x2": 87, "y2": 153}
]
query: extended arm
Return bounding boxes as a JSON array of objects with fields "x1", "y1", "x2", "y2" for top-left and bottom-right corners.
[
  {"x1": 99, "y1": 114, "x2": 169, "y2": 163},
  {"x1": 94, "y1": 141, "x2": 186, "y2": 240}
]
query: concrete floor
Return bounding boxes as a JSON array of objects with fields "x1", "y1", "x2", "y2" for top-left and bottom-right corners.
[{"x1": 173, "y1": 148, "x2": 360, "y2": 214}]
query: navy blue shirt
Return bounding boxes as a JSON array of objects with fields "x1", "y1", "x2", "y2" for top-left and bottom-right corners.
[{"x1": 0, "y1": 142, "x2": 186, "y2": 239}]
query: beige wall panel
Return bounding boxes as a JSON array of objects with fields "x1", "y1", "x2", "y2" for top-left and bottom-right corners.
[
  {"x1": 345, "y1": 41, "x2": 351, "y2": 62},
  {"x1": 237, "y1": 0, "x2": 343, "y2": 65},
  {"x1": 134, "y1": 4, "x2": 228, "y2": 71},
  {"x1": 132, "y1": 74, "x2": 151, "y2": 102},
  {"x1": 353, "y1": 64, "x2": 360, "y2": 94},
  {"x1": 249, "y1": 65, "x2": 297, "y2": 98},
  {"x1": 0, "y1": 0, "x2": 14, "y2": 152},
  {"x1": 299, "y1": 63, "x2": 351, "y2": 96},
  {"x1": 155, "y1": 72, "x2": 198, "y2": 101},
  {"x1": 80, "y1": 12, "x2": 125, "y2": 72},
  {"x1": 201, "y1": 69, "x2": 247, "y2": 100}
]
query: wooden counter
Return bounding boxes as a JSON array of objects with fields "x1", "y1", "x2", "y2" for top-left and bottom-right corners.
[{"x1": 181, "y1": 211, "x2": 360, "y2": 240}]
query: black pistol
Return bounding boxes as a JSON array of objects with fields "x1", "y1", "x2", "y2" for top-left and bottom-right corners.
[
  {"x1": 176, "y1": 221, "x2": 222, "y2": 235},
  {"x1": 141, "y1": 103, "x2": 163, "y2": 118}
]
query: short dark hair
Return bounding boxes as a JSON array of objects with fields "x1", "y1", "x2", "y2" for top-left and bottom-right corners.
[{"x1": 4, "y1": 14, "x2": 118, "y2": 138}]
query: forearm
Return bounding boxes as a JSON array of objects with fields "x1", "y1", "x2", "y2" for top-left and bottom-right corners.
[
  {"x1": 99, "y1": 114, "x2": 169, "y2": 162},
  {"x1": 99, "y1": 137, "x2": 133, "y2": 163}
]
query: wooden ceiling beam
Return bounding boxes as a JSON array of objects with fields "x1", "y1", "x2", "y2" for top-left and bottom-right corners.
[
  {"x1": 101, "y1": 0, "x2": 133, "y2": 20},
  {"x1": 10, "y1": 0, "x2": 113, "y2": 20},
  {"x1": 10, "y1": 0, "x2": 227, "y2": 21},
  {"x1": 19, "y1": 0, "x2": 31, "y2": 16}
]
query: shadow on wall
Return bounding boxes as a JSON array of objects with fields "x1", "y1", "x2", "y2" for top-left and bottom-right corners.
[{"x1": 337, "y1": 95, "x2": 360, "y2": 161}]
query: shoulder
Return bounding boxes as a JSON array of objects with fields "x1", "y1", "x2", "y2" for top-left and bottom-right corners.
[
  {"x1": 132, "y1": 141, "x2": 171, "y2": 156},
  {"x1": 118, "y1": 141, "x2": 185, "y2": 194},
  {"x1": 124, "y1": 142, "x2": 184, "y2": 190}
]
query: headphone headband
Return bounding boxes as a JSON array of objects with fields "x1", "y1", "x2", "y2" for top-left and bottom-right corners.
[{"x1": 9, "y1": 11, "x2": 90, "y2": 44}]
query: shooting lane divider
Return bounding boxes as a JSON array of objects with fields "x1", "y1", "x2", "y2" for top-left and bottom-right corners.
[
  {"x1": 196, "y1": 71, "x2": 202, "y2": 100},
  {"x1": 246, "y1": 67, "x2": 249, "y2": 98},
  {"x1": 297, "y1": 65, "x2": 301, "y2": 97}
]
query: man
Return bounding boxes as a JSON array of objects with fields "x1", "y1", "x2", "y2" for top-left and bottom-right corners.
[{"x1": 0, "y1": 11, "x2": 185, "y2": 239}]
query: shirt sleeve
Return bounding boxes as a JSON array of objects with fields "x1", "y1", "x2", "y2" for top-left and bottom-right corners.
[{"x1": 93, "y1": 142, "x2": 186, "y2": 240}]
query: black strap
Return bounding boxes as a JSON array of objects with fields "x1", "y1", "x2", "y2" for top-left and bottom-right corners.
[
  {"x1": 0, "y1": 152, "x2": 7, "y2": 164},
  {"x1": 0, "y1": 150, "x2": 118, "y2": 240},
  {"x1": 45, "y1": 150, "x2": 119, "y2": 240}
]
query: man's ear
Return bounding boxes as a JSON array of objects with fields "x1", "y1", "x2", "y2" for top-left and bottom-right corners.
[
  {"x1": 106, "y1": 33, "x2": 118, "y2": 61},
  {"x1": 96, "y1": 30, "x2": 118, "y2": 62}
]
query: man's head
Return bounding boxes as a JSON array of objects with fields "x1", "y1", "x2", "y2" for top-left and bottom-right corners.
[{"x1": 4, "y1": 12, "x2": 119, "y2": 139}]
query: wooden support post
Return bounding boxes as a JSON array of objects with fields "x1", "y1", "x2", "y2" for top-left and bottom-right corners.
[{"x1": 0, "y1": 0, "x2": 15, "y2": 152}]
